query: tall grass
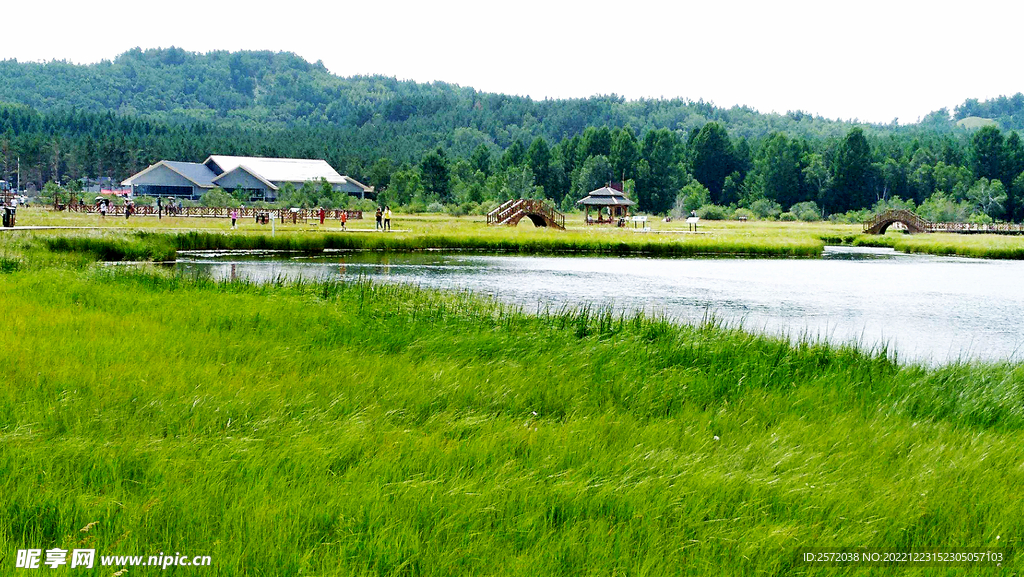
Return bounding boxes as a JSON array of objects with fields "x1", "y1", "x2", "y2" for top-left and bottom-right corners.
[
  {"x1": 1, "y1": 264, "x2": 1021, "y2": 575},
  {"x1": 25, "y1": 228, "x2": 826, "y2": 262}
]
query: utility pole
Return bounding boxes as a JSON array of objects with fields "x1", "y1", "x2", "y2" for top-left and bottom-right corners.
[{"x1": 16, "y1": 157, "x2": 20, "y2": 193}]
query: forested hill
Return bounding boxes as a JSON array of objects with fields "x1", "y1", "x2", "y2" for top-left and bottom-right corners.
[
  {"x1": 954, "y1": 94, "x2": 1024, "y2": 130},
  {"x1": 0, "y1": 47, "x2": 867, "y2": 148},
  {"x1": 5, "y1": 47, "x2": 1024, "y2": 224}
]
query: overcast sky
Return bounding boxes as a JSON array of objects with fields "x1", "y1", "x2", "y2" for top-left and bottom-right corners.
[{"x1": 5, "y1": 0, "x2": 1021, "y2": 124}]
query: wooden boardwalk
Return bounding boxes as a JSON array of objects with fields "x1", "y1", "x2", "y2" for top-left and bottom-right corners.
[
  {"x1": 864, "y1": 209, "x2": 1024, "y2": 235},
  {"x1": 487, "y1": 199, "x2": 565, "y2": 230}
]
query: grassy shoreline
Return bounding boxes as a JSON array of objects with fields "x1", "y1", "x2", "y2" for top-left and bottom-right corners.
[
  {"x1": 1, "y1": 242, "x2": 1023, "y2": 574},
  {"x1": 9, "y1": 207, "x2": 1024, "y2": 260}
]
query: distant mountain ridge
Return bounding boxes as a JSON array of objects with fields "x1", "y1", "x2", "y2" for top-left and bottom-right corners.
[
  {"x1": 3, "y1": 47, "x2": 1017, "y2": 144},
  {"x1": 0, "y1": 47, "x2": 879, "y2": 146}
]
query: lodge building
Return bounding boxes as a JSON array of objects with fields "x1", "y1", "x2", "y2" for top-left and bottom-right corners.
[{"x1": 122, "y1": 155, "x2": 373, "y2": 201}]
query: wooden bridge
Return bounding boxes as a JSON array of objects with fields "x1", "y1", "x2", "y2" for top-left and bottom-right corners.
[
  {"x1": 487, "y1": 199, "x2": 565, "y2": 230},
  {"x1": 864, "y1": 209, "x2": 1024, "y2": 235}
]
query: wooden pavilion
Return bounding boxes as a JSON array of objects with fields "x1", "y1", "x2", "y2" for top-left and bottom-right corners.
[{"x1": 577, "y1": 186, "x2": 636, "y2": 225}]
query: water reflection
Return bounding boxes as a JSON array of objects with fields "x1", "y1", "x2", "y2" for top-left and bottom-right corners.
[{"x1": 176, "y1": 247, "x2": 1024, "y2": 364}]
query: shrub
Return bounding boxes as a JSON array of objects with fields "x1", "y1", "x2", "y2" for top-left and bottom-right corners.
[
  {"x1": 426, "y1": 202, "x2": 445, "y2": 213},
  {"x1": 790, "y1": 201, "x2": 821, "y2": 221},
  {"x1": 749, "y1": 198, "x2": 782, "y2": 220},
  {"x1": 733, "y1": 208, "x2": 755, "y2": 221},
  {"x1": 673, "y1": 181, "x2": 712, "y2": 217},
  {"x1": 779, "y1": 212, "x2": 797, "y2": 221},
  {"x1": 695, "y1": 204, "x2": 730, "y2": 220},
  {"x1": 446, "y1": 203, "x2": 472, "y2": 217},
  {"x1": 476, "y1": 200, "x2": 499, "y2": 215}
]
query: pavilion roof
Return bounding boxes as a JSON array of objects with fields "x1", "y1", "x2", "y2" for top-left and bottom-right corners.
[{"x1": 577, "y1": 186, "x2": 636, "y2": 206}]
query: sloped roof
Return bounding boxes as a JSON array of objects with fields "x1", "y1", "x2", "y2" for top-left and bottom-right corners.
[
  {"x1": 122, "y1": 160, "x2": 217, "y2": 188},
  {"x1": 164, "y1": 161, "x2": 218, "y2": 187},
  {"x1": 212, "y1": 165, "x2": 280, "y2": 191},
  {"x1": 205, "y1": 155, "x2": 348, "y2": 185},
  {"x1": 577, "y1": 186, "x2": 636, "y2": 206}
]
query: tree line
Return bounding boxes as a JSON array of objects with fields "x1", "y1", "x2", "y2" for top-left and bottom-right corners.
[
  {"x1": 370, "y1": 123, "x2": 1024, "y2": 223},
  {"x1": 4, "y1": 99, "x2": 1024, "y2": 222}
]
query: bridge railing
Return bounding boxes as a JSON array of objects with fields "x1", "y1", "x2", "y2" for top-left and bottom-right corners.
[
  {"x1": 487, "y1": 198, "x2": 565, "y2": 228},
  {"x1": 863, "y1": 209, "x2": 932, "y2": 233},
  {"x1": 486, "y1": 199, "x2": 516, "y2": 225}
]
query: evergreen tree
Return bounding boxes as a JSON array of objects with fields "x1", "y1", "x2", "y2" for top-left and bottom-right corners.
[
  {"x1": 689, "y1": 122, "x2": 735, "y2": 204},
  {"x1": 419, "y1": 147, "x2": 451, "y2": 202},
  {"x1": 637, "y1": 129, "x2": 680, "y2": 214},
  {"x1": 582, "y1": 126, "x2": 612, "y2": 159},
  {"x1": 526, "y1": 136, "x2": 553, "y2": 198},
  {"x1": 969, "y1": 125, "x2": 1004, "y2": 182},
  {"x1": 752, "y1": 132, "x2": 801, "y2": 208},
  {"x1": 831, "y1": 127, "x2": 873, "y2": 212},
  {"x1": 609, "y1": 126, "x2": 639, "y2": 182},
  {"x1": 470, "y1": 144, "x2": 493, "y2": 176},
  {"x1": 499, "y1": 140, "x2": 526, "y2": 170}
]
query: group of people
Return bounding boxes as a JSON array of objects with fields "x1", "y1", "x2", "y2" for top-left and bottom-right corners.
[
  {"x1": 96, "y1": 198, "x2": 136, "y2": 219},
  {"x1": 375, "y1": 206, "x2": 392, "y2": 231},
  {"x1": 155, "y1": 196, "x2": 183, "y2": 218}
]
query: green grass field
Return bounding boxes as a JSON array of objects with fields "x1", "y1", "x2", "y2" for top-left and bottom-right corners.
[
  {"x1": 1, "y1": 240, "x2": 1022, "y2": 575},
  {"x1": 10, "y1": 206, "x2": 1024, "y2": 261}
]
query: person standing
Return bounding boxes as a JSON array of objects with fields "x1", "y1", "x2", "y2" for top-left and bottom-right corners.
[
  {"x1": 375, "y1": 206, "x2": 382, "y2": 230},
  {"x1": 340, "y1": 210, "x2": 348, "y2": 231},
  {"x1": 319, "y1": 206, "x2": 326, "y2": 226},
  {"x1": 100, "y1": 199, "x2": 107, "y2": 218},
  {"x1": 157, "y1": 196, "x2": 162, "y2": 219},
  {"x1": 230, "y1": 208, "x2": 238, "y2": 229},
  {"x1": 384, "y1": 206, "x2": 392, "y2": 231}
]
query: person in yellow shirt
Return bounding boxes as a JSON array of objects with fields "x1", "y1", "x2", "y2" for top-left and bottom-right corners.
[{"x1": 384, "y1": 206, "x2": 392, "y2": 231}]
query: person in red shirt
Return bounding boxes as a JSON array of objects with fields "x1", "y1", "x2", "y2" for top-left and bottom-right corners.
[{"x1": 319, "y1": 207, "x2": 326, "y2": 225}]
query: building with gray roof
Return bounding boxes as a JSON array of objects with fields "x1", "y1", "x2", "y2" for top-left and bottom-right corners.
[{"x1": 122, "y1": 156, "x2": 373, "y2": 201}]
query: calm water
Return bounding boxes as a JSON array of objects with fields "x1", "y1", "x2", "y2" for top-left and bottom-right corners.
[{"x1": 176, "y1": 248, "x2": 1024, "y2": 364}]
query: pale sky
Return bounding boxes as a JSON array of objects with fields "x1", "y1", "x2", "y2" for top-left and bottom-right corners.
[{"x1": 4, "y1": 0, "x2": 1021, "y2": 124}]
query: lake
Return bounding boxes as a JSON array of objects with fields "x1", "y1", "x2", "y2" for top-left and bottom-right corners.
[{"x1": 175, "y1": 247, "x2": 1024, "y2": 364}]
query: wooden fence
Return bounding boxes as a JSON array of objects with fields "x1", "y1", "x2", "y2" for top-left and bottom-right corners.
[{"x1": 63, "y1": 204, "x2": 361, "y2": 222}]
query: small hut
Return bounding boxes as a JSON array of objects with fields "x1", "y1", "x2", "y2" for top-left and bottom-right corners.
[{"x1": 577, "y1": 186, "x2": 636, "y2": 225}]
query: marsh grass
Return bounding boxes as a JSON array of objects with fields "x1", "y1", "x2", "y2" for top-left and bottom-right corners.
[
  {"x1": 15, "y1": 225, "x2": 826, "y2": 263},
  {"x1": 1, "y1": 259, "x2": 1022, "y2": 575}
]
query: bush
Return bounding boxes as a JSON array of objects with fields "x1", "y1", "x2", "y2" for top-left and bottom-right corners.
[
  {"x1": 445, "y1": 203, "x2": 473, "y2": 217},
  {"x1": 749, "y1": 198, "x2": 782, "y2": 220},
  {"x1": 733, "y1": 208, "x2": 754, "y2": 221},
  {"x1": 695, "y1": 204, "x2": 730, "y2": 220},
  {"x1": 673, "y1": 181, "x2": 712, "y2": 217},
  {"x1": 426, "y1": 202, "x2": 445, "y2": 213},
  {"x1": 967, "y1": 212, "x2": 994, "y2": 224},
  {"x1": 200, "y1": 188, "x2": 239, "y2": 208},
  {"x1": 476, "y1": 200, "x2": 500, "y2": 215},
  {"x1": 790, "y1": 201, "x2": 821, "y2": 221},
  {"x1": 828, "y1": 209, "x2": 871, "y2": 224},
  {"x1": 918, "y1": 192, "x2": 971, "y2": 223},
  {"x1": 779, "y1": 212, "x2": 797, "y2": 221}
]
